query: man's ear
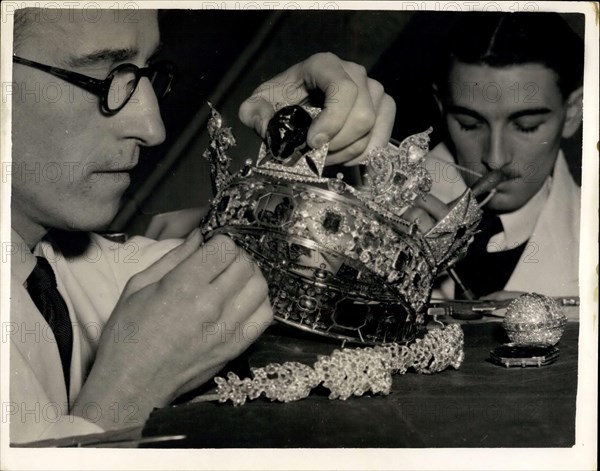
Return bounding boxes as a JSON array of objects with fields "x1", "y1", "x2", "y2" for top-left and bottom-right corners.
[
  {"x1": 562, "y1": 86, "x2": 583, "y2": 138},
  {"x1": 432, "y1": 83, "x2": 444, "y2": 116}
]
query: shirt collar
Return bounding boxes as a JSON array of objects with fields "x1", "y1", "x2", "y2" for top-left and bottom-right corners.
[{"x1": 488, "y1": 173, "x2": 553, "y2": 251}]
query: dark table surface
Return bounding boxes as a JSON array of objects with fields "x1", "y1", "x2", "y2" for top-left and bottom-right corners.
[{"x1": 143, "y1": 320, "x2": 579, "y2": 448}]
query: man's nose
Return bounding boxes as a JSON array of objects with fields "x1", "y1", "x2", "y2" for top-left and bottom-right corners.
[
  {"x1": 116, "y1": 77, "x2": 166, "y2": 146},
  {"x1": 482, "y1": 127, "x2": 511, "y2": 170}
]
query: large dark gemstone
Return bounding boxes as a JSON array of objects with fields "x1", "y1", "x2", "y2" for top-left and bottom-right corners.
[
  {"x1": 394, "y1": 251, "x2": 410, "y2": 271},
  {"x1": 332, "y1": 299, "x2": 367, "y2": 329},
  {"x1": 336, "y1": 264, "x2": 359, "y2": 281},
  {"x1": 266, "y1": 105, "x2": 312, "y2": 164},
  {"x1": 217, "y1": 194, "x2": 230, "y2": 214},
  {"x1": 393, "y1": 173, "x2": 407, "y2": 186},
  {"x1": 322, "y1": 211, "x2": 342, "y2": 234},
  {"x1": 413, "y1": 273, "x2": 421, "y2": 288}
]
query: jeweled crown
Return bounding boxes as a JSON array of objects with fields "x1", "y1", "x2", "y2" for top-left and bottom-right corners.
[{"x1": 201, "y1": 104, "x2": 481, "y2": 345}]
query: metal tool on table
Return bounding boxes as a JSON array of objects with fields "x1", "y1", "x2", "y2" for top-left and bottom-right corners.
[
  {"x1": 428, "y1": 296, "x2": 579, "y2": 320},
  {"x1": 12, "y1": 425, "x2": 186, "y2": 448}
]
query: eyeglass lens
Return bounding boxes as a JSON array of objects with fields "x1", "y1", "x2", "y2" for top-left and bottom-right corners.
[
  {"x1": 105, "y1": 65, "x2": 173, "y2": 112},
  {"x1": 106, "y1": 68, "x2": 137, "y2": 111}
]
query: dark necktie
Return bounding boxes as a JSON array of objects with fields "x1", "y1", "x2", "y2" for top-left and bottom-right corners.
[
  {"x1": 453, "y1": 210, "x2": 527, "y2": 299},
  {"x1": 26, "y1": 256, "x2": 73, "y2": 396}
]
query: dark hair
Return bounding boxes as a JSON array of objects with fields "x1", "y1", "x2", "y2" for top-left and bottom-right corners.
[{"x1": 434, "y1": 12, "x2": 584, "y2": 98}]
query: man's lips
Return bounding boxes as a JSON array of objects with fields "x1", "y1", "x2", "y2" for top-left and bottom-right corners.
[
  {"x1": 94, "y1": 148, "x2": 140, "y2": 173},
  {"x1": 96, "y1": 166, "x2": 136, "y2": 173},
  {"x1": 88, "y1": 164, "x2": 136, "y2": 186}
]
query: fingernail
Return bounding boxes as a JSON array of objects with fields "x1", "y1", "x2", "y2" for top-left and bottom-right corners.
[{"x1": 311, "y1": 133, "x2": 329, "y2": 148}]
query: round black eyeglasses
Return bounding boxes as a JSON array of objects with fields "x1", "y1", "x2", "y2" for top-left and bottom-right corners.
[{"x1": 13, "y1": 55, "x2": 176, "y2": 116}]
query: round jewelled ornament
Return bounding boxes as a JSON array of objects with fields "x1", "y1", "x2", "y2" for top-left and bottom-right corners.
[{"x1": 503, "y1": 293, "x2": 567, "y2": 346}]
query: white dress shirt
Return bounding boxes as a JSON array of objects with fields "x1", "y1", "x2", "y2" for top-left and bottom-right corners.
[{"x1": 10, "y1": 229, "x2": 181, "y2": 444}]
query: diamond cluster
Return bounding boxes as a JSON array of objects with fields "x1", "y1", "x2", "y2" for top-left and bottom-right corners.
[{"x1": 214, "y1": 323, "x2": 465, "y2": 405}]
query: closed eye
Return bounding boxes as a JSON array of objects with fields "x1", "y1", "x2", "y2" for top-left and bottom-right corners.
[
  {"x1": 509, "y1": 108, "x2": 551, "y2": 134},
  {"x1": 514, "y1": 123, "x2": 540, "y2": 133},
  {"x1": 513, "y1": 118, "x2": 544, "y2": 134},
  {"x1": 452, "y1": 114, "x2": 483, "y2": 132},
  {"x1": 458, "y1": 122, "x2": 480, "y2": 131}
]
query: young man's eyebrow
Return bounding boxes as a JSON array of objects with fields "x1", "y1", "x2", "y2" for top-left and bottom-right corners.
[
  {"x1": 446, "y1": 106, "x2": 484, "y2": 120},
  {"x1": 65, "y1": 48, "x2": 139, "y2": 68},
  {"x1": 447, "y1": 106, "x2": 553, "y2": 121},
  {"x1": 508, "y1": 108, "x2": 552, "y2": 120}
]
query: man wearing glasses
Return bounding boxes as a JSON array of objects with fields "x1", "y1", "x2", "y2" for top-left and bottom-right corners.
[{"x1": 9, "y1": 8, "x2": 395, "y2": 443}]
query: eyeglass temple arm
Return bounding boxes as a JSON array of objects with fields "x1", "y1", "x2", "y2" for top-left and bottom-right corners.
[{"x1": 12, "y1": 55, "x2": 105, "y2": 95}]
